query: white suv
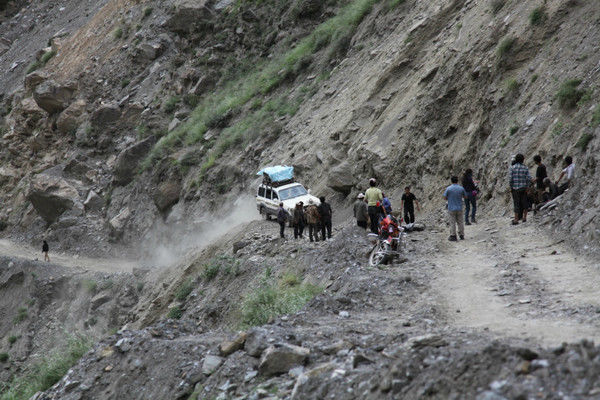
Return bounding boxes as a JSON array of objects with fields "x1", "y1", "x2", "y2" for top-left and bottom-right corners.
[{"x1": 256, "y1": 182, "x2": 320, "y2": 220}]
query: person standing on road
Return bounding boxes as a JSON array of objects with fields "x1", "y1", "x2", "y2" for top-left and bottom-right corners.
[
  {"x1": 305, "y1": 199, "x2": 320, "y2": 242},
  {"x1": 401, "y1": 186, "x2": 420, "y2": 225},
  {"x1": 353, "y1": 193, "x2": 368, "y2": 229},
  {"x1": 532, "y1": 155, "x2": 547, "y2": 210},
  {"x1": 365, "y1": 178, "x2": 383, "y2": 234},
  {"x1": 42, "y1": 240, "x2": 50, "y2": 262},
  {"x1": 443, "y1": 176, "x2": 467, "y2": 241},
  {"x1": 462, "y1": 169, "x2": 478, "y2": 225},
  {"x1": 277, "y1": 203, "x2": 288, "y2": 239},
  {"x1": 318, "y1": 196, "x2": 333, "y2": 240},
  {"x1": 555, "y1": 155, "x2": 575, "y2": 195},
  {"x1": 382, "y1": 193, "x2": 392, "y2": 215},
  {"x1": 293, "y1": 202, "x2": 305, "y2": 239},
  {"x1": 509, "y1": 153, "x2": 532, "y2": 225}
]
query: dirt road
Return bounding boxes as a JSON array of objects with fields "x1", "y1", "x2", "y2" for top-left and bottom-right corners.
[
  {"x1": 0, "y1": 239, "x2": 137, "y2": 273},
  {"x1": 431, "y1": 216, "x2": 600, "y2": 346}
]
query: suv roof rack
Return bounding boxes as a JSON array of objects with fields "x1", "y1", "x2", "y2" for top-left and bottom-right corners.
[{"x1": 262, "y1": 177, "x2": 295, "y2": 187}]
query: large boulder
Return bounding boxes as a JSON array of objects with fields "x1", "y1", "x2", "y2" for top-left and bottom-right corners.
[
  {"x1": 56, "y1": 99, "x2": 87, "y2": 134},
  {"x1": 327, "y1": 161, "x2": 356, "y2": 195},
  {"x1": 113, "y1": 136, "x2": 157, "y2": 185},
  {"x1": 33, "y1": 80, "x2": 75, "y2": 114},
  {"x1": 84, "y1": 190, "x2": 104, "y2": 212},
  {"x1": 109, "y1": 207, "x2": 131, "y2": 239},
  {"x1": 153, "y1": 181, "x2": 181, "y2": 212},
  {"x1": 258, "y1": 344, "x2": 310, "y2": 376},
  {"x1": 90, "y1": 103, "x2": 121, "y2": 128},
  {"x1": 0, "y1": 37, "x2": 11, "y2": 56},
  {"x1": 166, "y1": 0, "x2": 213, "y2": 33},
  {"x1": 24, "y1": 70, "x2": 49, "y2": 92},
  {"x1": 26, "y1": 174, "x2": 81, "y2": 223}
]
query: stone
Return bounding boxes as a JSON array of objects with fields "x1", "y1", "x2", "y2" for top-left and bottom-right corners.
[
  {"x1": 26, "y1": 174, "x2": 81, "y2": 223},
  {"x1": 407, "y1": 334, "x2": 448, "y2": 349},
  {"x1": 166, "y1": 0, "x2": 213, "y2": 33},
  {"x1": 244, "y1": 327, "x2": 270, "y2": 357},
  {"x1": 476, "y1": 391, "x2": 509, "y2": 400},
  {"x1": 109, "y1": 208, "x2": 131, "y2": 238},
  {"x1": 33, "y1": 80, "x2": 75, "y2": 114},
  {"x1": 0, "y1": 167, "x2": 19, "y2": 186},
  {"x1": 19, "y1": 97, "x2": 45, "y2": 120},
  {"x1": 91, "y1": 103, "x2": 121, "y2": 128},
  {"x1": 90, "y1": 293, "x2": 112, "y2": 310},
  {"x1": 0, "y1": 37, "x2": 11, "y2": 56},
  {"x1": 153, "y1": 181, "x2": 181, "y2": 212},
  {"x1": 24, "y1": 70, "x2": 49, "y2": 91},
  {"x1": 113, "y1": 136, "x2": 157, "y2": 185},
  {"x1": 168, "y1": 117, "x2": 181, "y2": 132},
  {"x1": 189, "y1": 75, "x2": 215, "y2": 96},
  {"x1": 202, "y1": 355, "x2": 224, "y2": 375},
  {"x1": 84, "y1": 190, "x2": 104, "y2": 212},
  {"x1": 233, "y1": 240, "x2": 249, "y2": 254},
  {"x1": 57, "y1": 99, "x2": 87, "y2": 134},
  {"x1": 516, "y1": 347, "x2": 538, "y2": 361},
  {"x1": 134, "y1": 41, "x2": 163, "y2": 62},
  {"x1": 291, "y1": 363, "x2": 337, "y2": 399},
  {"x1": 115, "y1": 338, "x2": 132, "y2": 352},
  {"x1": 326, "y1": 161, "x2": 356, "y2": 195},
  {"x1": 219, "y1": 332, "x2": 247, "y2": 356},
  {"x1": 258, "y1": 344, "x2": 310, "y2": 376}
]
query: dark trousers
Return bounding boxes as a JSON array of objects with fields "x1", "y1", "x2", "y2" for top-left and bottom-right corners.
[
  {"x1": 512, "y1": 189, "x2": 528, "y2": 220},
  {"x1": 321, "y1": 218, "x2": 332, "y2": 239},
  {"x1": 279, "y1": 222, "x2": 285, "y2": 238},
  {"x1": 368, "y1": 206, "x2": 379, "y2": 234},
  {"x1": 464, "y1": 194, "x2": 476, "y2": 222},
  {"x1": 357, "y1": 220, "x2": 367, "y2": 229},
  {"x1": 404, "y1": 207, "x2": 415, "y2": 224},
  {"x1": 308, "y1": 224, "x2": 319, "y2": 241},
  {"x1": 294, "y1": 222, "x2": 304, "y2": 239}
]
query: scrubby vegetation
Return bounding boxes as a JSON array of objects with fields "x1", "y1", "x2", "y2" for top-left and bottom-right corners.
[
  {"x1": 202, "y1": 255, "x2": 242, "y2": 281},
  {"x1": 13, "y1": 307, "x2": 28, "y2": 324},
  {"x1": 0, "y1": 336, "x2": 91, "y2": 400},
  {"x1": 490, "y1": 0, "x2": 505, "y2": 14},
  {"x1": 175, "y1": 279, "x2": 195, "y2": 301},
  {"x1": 556, "y1": 79, "x2": 584, "y2": 109},
  {"x1": 576, "y1": 133, "x2": 593, "y2": 151},
  {"x1": 25, "y1": 50, "x2": 56, "y2": 74},
  {"x1": 529, "y1": 6, "x2": 547, "y2": 25},
  {"x1": 497, "y1": 37, "x2": 515, "y2": 58},
  {"x1": 240, "y1": 272, "x2": 322, "y2": 327},
  {"x1": 167, "y1": 305, "x2": 183, "y2": 320},
  {"x1": 592, "y1": 106, "x2": 600, "y2": 127}
]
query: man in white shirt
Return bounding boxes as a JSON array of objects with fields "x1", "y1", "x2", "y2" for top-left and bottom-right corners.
[{"x1": 556, "y1": 156, "x2": 575, "y2": 195}]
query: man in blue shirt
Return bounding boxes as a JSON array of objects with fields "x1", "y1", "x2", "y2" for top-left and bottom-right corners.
[
  {"x1": 509, "y1": 153, "x2": 532, "y2": 225},
  {"x1": 443, "y1": 176, "x2": 467, "y2": 241}
]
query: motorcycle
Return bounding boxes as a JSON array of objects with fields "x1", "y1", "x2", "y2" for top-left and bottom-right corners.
[{"x1": 368, "y1": 216, "x2": 405, "y2": 267}]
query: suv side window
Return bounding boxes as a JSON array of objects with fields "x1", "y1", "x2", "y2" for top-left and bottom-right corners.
[
  {"x1": 258, "y1": 187, "x2": 265, "y2": 197},
  {"x1": 272, "y1": 191, "x2": 279, "y2": 200},
  {"x1": 266, "y1": 188, "x2": 272, "y2": 199}
]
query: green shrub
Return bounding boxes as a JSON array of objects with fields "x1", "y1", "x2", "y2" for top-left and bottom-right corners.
[
  {"x1": 531, "y1": 74, "x2": 539, "y2": 83},
  {"x1": 497, "y1": 37, "x2": 515, "y2": 58},
  {"x1": 240, "y1": 278, "x2": 322, "y2": 327},
  {"x1": 40, "y1": 50, "x2": 56, "y2": 65},
  {"x1": 163, "y1": 96, "x2": 180, "y2": 114},
  {"x1": 8, "y1": 336, "x2": 18, "y2": 345},
  {"x1": 167, "y1": 306, "x2": 183, "y2": 320},
  {"x1": 509, "y1": 126, "x2": 519, "y2": 135},
  {"x1": 576, "y1": 133, "x2": 593, "y2": 151},
  {"x1": 490, "y1": 0, "x2": 505, "y2": 14},
  {"x1": 100, "y1": 279, "x2": 114, "y2": 290},
  {"x1": 387, "y1": 0, "x2": 405, "y2": 9},
  {"x1": 83, "y1": 279, "x2": 97, "y2": 294},
  {"x1": 121, "y1": 78, "x2": 131, "y2": 88},
  {"x1": 504, "y1": 78, "x2": 520, "y2": 93},
  {"x1": 143, "y1": 7, "x2": 153, "y2": 18},
  {"x1": 183, "y1": 94, "x2": 200, "y2": 108},
  {"x1": 529, "y1": 6, "x2": 547, "y2": 25},
  {"x1": 175, "y1": 280, "x2": 195, "y2": 301},
  {"x1": 556, "y1": 79, "x2": 584, "y2": 109},
  {"x1": 0, "y1": 336, "x2": 91, "y2": 400},
  {"x1": 0, "y1": 353, "x2": 9, "y2": 363},
  {"x1": 552, "y1": 121, "x2": 564, "y2": 137},
  {"x1": 112, "y1": 27, "x2": 123, "y2": 40},
  {"x1": 26, "y1": 60, "x2": 41, "y2": 74},
  {"x1": 592, "y1": 106, "x2": 600, "y2": 127},
  {"x1": 13, "y1": 307, "x2": 28, "y2": 324}
]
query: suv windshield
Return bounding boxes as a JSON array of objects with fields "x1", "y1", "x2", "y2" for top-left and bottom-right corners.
[{"x1": 278, "y1": 185, "x2": 308, "y2": 200}]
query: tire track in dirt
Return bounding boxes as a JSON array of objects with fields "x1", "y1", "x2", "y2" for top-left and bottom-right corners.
[{"x1": 430, "y1": 217, "x2": 600, "y2": 346}]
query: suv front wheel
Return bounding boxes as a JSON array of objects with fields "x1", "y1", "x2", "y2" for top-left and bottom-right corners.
[{"x1": 260, "y1": 206, "x2": 271, "y2": 220}]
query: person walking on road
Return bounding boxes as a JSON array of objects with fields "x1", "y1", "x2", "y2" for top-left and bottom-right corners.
[
  {"x1": 353, "y1": 193, "x2": 368, "y2": 229},
  {"x1": 42, "y1": 240, "x2": 50, "y2": 262},
  {"x1": 305, "y1": 199, "x2": 320, "y2": 242},
  {"x1": 509, "y1": 153, "x2": 532, "y2": 225},
  {"x1": 293, "y1": 202, "x2": 305, "y2": 239},
  {"x1": 277, "y1": 203, "x2": 288, "y2": 239},
  {"x1": 462, "y1": 169, "x2": 478, "y2": 225},
  {"x1": 365, "y1": 178, "x2": 383, "y2": 234},
  {"x1": 318, "y1": 196, "x2": 333, "y2": 240},
  {"x1": 401, "y1": 186, "x2": 420, "y2": 224},
  {"x1": 443, "y1": 176, "x2": 467, "y2": 241}
]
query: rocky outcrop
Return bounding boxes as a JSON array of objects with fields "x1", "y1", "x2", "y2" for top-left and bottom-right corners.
[
  {"x1": 258, "y1": 344, "x2": 310, "y2": 376},
  {"x1": 153, "y1": 181, "x2": 181, "y2": 212},
  {"x1": 113, "y1": 136, "x2": 157, "y2": 186},
  {"x1": 26, "y1": 174, "x2": 82, "y2": 223},
  {"x1": 84, "y1": 190, "x2": 104, "y2": 212},
  {"x1": 90, "y1": 103, "x2": 120, "y2": 128},
  {"x1": 166, "y1": 0, "x2": 213, "y2": 33},
  {"x1": 32, "y1": 80, "x2": 75, "y2": 114},
  {"x1": 24, "y1": 70, "x2": 48, "y2": 92},
  {"x1": 326, "y1": 161, "x2": 356, "y2": 195},
  {"x1": 56, "y1": 99, "x2": 87, "y2": 134}
]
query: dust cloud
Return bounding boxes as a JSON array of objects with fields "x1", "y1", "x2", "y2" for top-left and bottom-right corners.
[{"x1": 141, "y1": 194, "x2": 260, "y2": 268}]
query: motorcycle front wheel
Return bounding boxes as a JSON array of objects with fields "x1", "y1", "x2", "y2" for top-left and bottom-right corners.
[{"x1": 369, "y1": 242, "x2": 389, "y2": 267}]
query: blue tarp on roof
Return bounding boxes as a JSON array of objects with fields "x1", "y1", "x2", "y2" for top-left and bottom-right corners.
[{"x1": 257, "y1": 165, "x2": 294, "y2": 182}]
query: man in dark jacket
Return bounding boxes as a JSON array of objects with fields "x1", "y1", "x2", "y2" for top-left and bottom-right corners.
[
  {"x1": 318, "y1": 196, "x2": 333, "y2": 240},
  {"x1": 305, "y1": 199, "x2": 320, "y2": 242},
  {"x1": 277, "y1": 203, "x2": 288, "y2": 238},
  {"x1": 293, "y1": 202, "x2": 305, "y2": 239},
  {"x1": 353, "y1": 193, "x2": 368, "y2": 229}
]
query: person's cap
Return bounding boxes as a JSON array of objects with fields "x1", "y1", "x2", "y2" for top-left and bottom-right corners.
[
  {"x1": 357, "y1": 193, "x2": 365, "y2": 199},
  {"x1": 369, "y1": 178, "x2": 376, "y2": 184}
]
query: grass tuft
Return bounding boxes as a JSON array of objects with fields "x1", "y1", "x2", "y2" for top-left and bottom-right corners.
[
  {"x1": 13, "y1": 307, "x2": 28, "y2": 325},
  {"x1": 529, "y1": 6, "x2": 547, "y2": 25},
  {"x1": 497, "y1": 37, "x2": 515, "y2": 58},
  {"x1": 556, "y1": 79, "x2": 583, "y2": 109},
  {"x1": 167, "y1": 306, "x2": 183, "y2": 320},
  {"x1": 576, "y1": 133, "x2": 593, "y2": 151},
  {"x1": 504, "y1": 78, "x2": 520, "y2": 93},
  {"x1": 592, "y1": 106, "x2": 600, "y2": 127},
  {"x1": 490, "y1": 0, "x2": 505, "y2": 14},
  {"x1": 175, "y1": 280, "x2": 195, "y2": 301},
  {"x1": 0, "y1": 353, "x2": 8, "y2": 363}
]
